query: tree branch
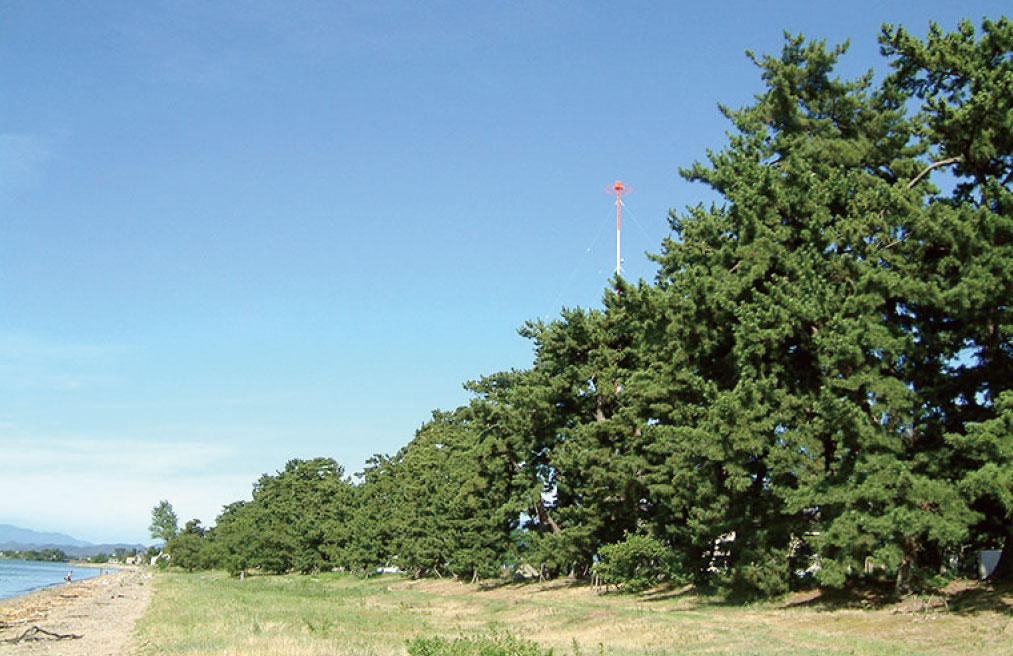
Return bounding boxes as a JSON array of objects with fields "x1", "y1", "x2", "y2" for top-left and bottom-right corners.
[
  {"x1": 907, "y1": 156, "x2": 963, "y2": 189},
  {"x1": 1, "y1": 626, "x2": 82, "y2": 644},
  {"x1": 534, "y1": 495, "x2": 562, "y2": 535}
]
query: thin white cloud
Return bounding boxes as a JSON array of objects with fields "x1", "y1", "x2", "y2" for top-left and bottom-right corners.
[
  {"x1": 1, "y1": 435, "x2": 235, "y2": 477},
  {"x1": 0, "y1": 469, "x2": 254, "y2": 545},
  {"x1": 0, "y1": 433, "x2": 252, "y2": 544},
  {"x1": 0, "y1": 333, "x2": 134, "y2": 392},
  {"x1": 0, "y1": 334, "x2": 134, "y2": 360}
]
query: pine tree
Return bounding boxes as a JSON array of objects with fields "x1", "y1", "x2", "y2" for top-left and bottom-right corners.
[
  {"x1": 648, "y1": 32, "x2": 978, "y2": 593},
  {"x1": 881, "y1": 17, "x2": 1013, "y2": 581}
]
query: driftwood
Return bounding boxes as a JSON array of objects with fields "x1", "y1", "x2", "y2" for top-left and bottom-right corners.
[{"x1": 1, "y1": 625, "x2": 82, "y2": 645}]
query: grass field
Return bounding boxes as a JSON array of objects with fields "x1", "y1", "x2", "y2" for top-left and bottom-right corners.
[{"x1": 133, "y1": 571, "x2": 1013, "y2": 656}]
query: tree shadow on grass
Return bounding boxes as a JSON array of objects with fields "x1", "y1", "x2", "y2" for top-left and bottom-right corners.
[
  {"x1": 608, "y1": 578, "x2": 1013, "y2": 616},
  {"x1": 939, "y1": 581, "x2": 1013, "y2": 616},
  {"x1": 607, "y1": 582, "x2": 751, "y2": 609},
  {"x1": 779, "y1": 580, "x2": 1013, "y2": 616},
  {"x1": 633, "y1": 582, "x2": 700, "y2": 603},
  {"x1": 476, "y1": 577, "x2": 589, "y2": 594},
  {"x1": 780, "y1": 580, "x2": 899, "y2": 611},
  {"x1": 477, "y1": 576, "x2": 1013, "y2": 616}
]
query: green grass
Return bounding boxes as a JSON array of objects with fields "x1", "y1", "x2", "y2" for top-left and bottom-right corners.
[{"x1": 133, "y1": 572, "x2": 1013, "y2": 656}]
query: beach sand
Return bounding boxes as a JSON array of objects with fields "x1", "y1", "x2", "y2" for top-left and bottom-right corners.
[{"x1": 0, "y1": 569, "x2": 151, "y2": 655}]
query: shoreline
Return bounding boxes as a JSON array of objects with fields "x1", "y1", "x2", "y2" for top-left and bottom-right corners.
[
  {"x1": 0, "y1": 560, "x2": 111, "y2": 604},
  {"x1": 0, "y1": 568, "x2": 151, "y2": 655}
]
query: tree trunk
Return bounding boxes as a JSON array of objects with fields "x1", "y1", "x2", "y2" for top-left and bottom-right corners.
[
  {"x1": 895, "y1": 553, "x2": 915, "y2": 594},
  {"x1": 534, "y1": 495, "x2": 562, "y2": 535}
]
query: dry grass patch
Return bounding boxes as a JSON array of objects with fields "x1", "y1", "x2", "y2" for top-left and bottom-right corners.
[{"x1": 135, "y1": 572, "x2": 1013, "y2": 656}]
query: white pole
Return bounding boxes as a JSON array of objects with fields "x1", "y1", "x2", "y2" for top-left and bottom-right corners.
[
  {"x1": 608, "y1": 180, "x2": 628, "y2": 277},
  {"x1": 615, "y1": 182, "x2": 623, "y2": 275},
  {"x1": 616, "y1": 221, "x2": 621, "y2": 275}
]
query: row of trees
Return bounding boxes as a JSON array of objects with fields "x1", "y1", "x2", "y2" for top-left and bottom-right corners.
[
  {"x1": 154, "y1": 18, "x2": 1012, "y2": 596},
  {"x1": 1, "y1": 549, "x2": 69, "y2": 562}
]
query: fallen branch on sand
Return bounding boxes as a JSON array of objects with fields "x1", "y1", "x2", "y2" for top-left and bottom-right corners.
[{"x1": 1, "y1": 626, "x2": 83, "y2": 644}]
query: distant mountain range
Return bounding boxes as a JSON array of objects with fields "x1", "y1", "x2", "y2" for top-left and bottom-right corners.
[
  {"x1": 0, "y1": 523, "x2": 147, "y2": 558},
  {"x1": 0, "y1": 524, "x2": 91, "y2": 547}
]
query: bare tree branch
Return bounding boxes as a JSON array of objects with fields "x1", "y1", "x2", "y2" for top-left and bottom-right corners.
[
  {"x1": 1, "y1": 626, "x2": 82, "y2": 644},
  {"x1": 907, "y1": 156, "x2": 963, "y2": 189}
]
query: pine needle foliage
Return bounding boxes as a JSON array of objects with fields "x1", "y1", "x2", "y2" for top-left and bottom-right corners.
[{"x1": 160, "y1": 18, "x2": 1012, "y2": 597}]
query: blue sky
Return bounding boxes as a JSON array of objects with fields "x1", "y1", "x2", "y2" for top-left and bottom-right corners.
[{"x1": 2, "y1": 1, "x2": 1007, "y2": 545}]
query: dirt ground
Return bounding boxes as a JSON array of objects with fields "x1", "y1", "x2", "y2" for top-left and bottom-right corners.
[{"x1": 0, "y1": 569, "x2": 151, "y2": 656}]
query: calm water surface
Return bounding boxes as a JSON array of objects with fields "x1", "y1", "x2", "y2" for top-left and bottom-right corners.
[{"x1": 0, "y1": 559, "x2": 107, "y2": 601}]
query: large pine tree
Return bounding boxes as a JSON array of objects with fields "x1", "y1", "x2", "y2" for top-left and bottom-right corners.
[{"x1": 644, "y1": 23, "x2": 1009, "y2": 593}]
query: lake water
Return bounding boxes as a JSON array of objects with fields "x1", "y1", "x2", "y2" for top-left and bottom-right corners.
[{"x1": 0, "y1": 559, "x2": 107, "y2": 602}]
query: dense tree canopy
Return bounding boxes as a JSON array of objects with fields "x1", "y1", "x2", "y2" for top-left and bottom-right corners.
[{"x1": 160, "y1": 18, "x2": 1011, "y2": 596}]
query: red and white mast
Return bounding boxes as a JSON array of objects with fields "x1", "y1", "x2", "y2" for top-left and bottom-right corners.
[{"x1": 607, "y1": 180, "x2": 632, "y2": 276}]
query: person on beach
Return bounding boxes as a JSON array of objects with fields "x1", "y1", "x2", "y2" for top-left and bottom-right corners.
[{"x1": 65, "y1": 571, "x2": 72, "y2": 583}]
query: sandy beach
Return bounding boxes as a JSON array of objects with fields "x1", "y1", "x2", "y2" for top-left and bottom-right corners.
[{"x1": 0, "y1": 569, "x2": 151, "y2": 655}]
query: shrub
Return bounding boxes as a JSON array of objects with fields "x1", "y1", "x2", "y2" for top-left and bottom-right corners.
[
  {"x1": 407, "y1": 631, "x2": 552, "y2": 656},
  {"x1": 593, "y1": 533, "x2": 675, "y2": 592},
  {"x1": 723, "y1": 552, "x2": 790, "y2": 599}
]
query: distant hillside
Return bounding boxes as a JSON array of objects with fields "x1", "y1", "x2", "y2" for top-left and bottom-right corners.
[
  {"x1": 0, "y1": 523, "x2": 147, "y2": 558},
  {"x1": 0, "y1": 541, "x2": 148, "y2": 558},
  {"x1": 0, "y1": 523, "x2": 91, "y2": 547}
]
